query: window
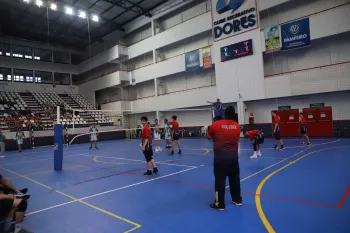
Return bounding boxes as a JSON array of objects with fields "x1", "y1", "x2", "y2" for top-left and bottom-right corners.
[
  {"x1": 34, "y1": 48, "x2": 52, "y2": 62},
  {"x1": 71, "y1": 54, "x2": 84, "y2": 65},
  {"x1": 0, "y1": 67, "x2": 12, "y2": 81},
  {"x1": 54, "y1": 72, "x2": 70, "y2": 85},
  {"x1": 12, "y1": 45, "x2": 32, "y2": 59},
  {"x1": 13, "y1": 69, "x2": 33, "y2": 83},
  {"x1": 0, "y1": 43, "x2": 11, "y2": 57},
  {"x1": 53, "y1": 51, "x2": 70, "y2": 64},
  {"x1": 35, "y1": 71, "x2": 52, "y2": 84}
]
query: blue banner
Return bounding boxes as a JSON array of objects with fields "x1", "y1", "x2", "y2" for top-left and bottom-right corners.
[
  {"x1": 185, "y1": 50, "x2": 200, "y2": 71},
  {"x1": 281, "y1": 18, "x2": 310, "y2": 50}
]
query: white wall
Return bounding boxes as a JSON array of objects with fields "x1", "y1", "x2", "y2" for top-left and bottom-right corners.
[
  {"x1": 78, "y1": 71, "x2": 128, "y2": 105},
  {"x1": 127, "y1": 12, "x2": 211, "y2": 59},
  {"x1": 0, "y1": 56, "x2": 78, "y2": 74},
  {"x1": 120, "y1": 24, "x2": 152, "y2": 46},
  {"x1": 213, "y1": 29, "x2": 265, "y2": 103},
  {"x1": 128, "y1": 80, "x2": 155, "y2": 100},
  {"x1": 156, "y1": 31, "x2": 212, "y2": 62},
  {"x1": 159, "y1": 109, "x2": 212, "y2": 127},
  {"x1": 158, "y1": 68, "x2": 215, "y2": 95},
  {"x1": 245, "y1": 91, "x2": 350, "y2": 123},
  {"x1": 257, "y1": 0, "x2": 291, "y2": 11},
  {"x1": 0, "y1": 82, "x2": 77, "y2": 93},
  {"x1": 126, "y1": 52, "x2": 154, "y2": 70},
  {"x1": 264, "y1": 32, "x2": 350, "y2": 76}
]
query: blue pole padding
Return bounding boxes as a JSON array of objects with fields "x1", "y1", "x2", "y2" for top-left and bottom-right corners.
[{"x1": 54, "y1": 124, "x2": 63, "y2": 171}]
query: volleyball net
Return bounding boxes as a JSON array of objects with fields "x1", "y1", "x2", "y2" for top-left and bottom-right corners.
[{"x1": 56, "y1": 107, "x2": 214, "y2": 145}]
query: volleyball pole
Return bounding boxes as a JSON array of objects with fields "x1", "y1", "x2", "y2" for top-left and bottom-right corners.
[{"x1": 54, "y1": 106, "x2": 63, "y2": 171}]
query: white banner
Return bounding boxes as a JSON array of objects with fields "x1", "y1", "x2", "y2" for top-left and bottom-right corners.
[{"x1": 211, "y1": 0, "x2": 258, "y2": 41}]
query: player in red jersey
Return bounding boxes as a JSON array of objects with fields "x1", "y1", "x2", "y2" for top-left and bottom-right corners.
[
  {"x1": 272, "y1": 111, "x2": 285, "y2": 150},
  {"x1": 208, "y1": 106, "x2": 242, "y2": 211},
  {"x1": 299, "y1": 112, "x2": 311, "y2": 146},
  {"x1": 169, "y1": 115, "x2": 182, "y2": 155},
  {"x1": 141, "y1": 116, "x2": 158, "y2": 176},
  {"x1": 246, "y1": 129, "x2": 264, "y2": 159}
]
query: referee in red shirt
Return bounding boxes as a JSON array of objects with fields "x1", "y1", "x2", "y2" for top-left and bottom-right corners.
[{"x1": 208, "y1": 106, "x2": 242, "y2": 210}]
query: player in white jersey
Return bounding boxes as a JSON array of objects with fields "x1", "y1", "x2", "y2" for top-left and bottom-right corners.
[
  {"x1": 89, "y1": 124, "x2": 99, "y2": 149},
  {"x1": 15, "y1": 128, "x2": 25, "y2": 152},
  {"x1": 154, "y1": 119, "x2": 162, "y2": 152},
  {"x1": 164, "y1": 119, "x2": 171, "y2": 149}
]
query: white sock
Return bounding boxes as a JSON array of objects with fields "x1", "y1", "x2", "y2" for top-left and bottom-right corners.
[
  {"x1": 257, "y1": 150, "x2": 261, "y2": 156},
  {"x1": 14, "y1": 223, "x2": 22, "y2": 233},
  {"x1": 5, "y1": 218, "x2": 12, "y2": 230},
  {"x1": 253, "y1": 151, "x2": 257, "y2": 156}
]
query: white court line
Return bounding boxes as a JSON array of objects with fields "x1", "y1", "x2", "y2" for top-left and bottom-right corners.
[
  {"x1": 26, "y1": 166, "x2": 198, "y2": 216},
  {"x1": 98, "y1": 156, "x2": 197, "y2": 168}
]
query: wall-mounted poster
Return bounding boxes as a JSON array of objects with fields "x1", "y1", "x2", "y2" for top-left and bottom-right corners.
[
  {"x1": 281, "y1": 18, "x2": 310, "y2": 50},
  {"x1": 185, "y1": 50, "x2": 200, "y2": 71},
  {"x1": 264, "y1": 25, "x2": 281, "y2": 53},
  {"x1": 220, "y1": 39, "x2": 253, "y2": 62},
  {"x1": 202, "y1": 46, "x2": 212, "y2": 69}
]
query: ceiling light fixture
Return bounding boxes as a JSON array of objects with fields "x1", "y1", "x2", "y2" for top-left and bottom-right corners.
[
  {"x1": 65, "y1": 6, "x2": 74, "y2": 15},
  {"x1": 35, "y1": 0, "x2": 43, "y2": 7},
  {"x1": 23, "y1": 0, "x2": 31, "y2": 3},
  {"x1": 78, "y1": 10, "x2": 86, "y2": 19},
  {"x1": 50, "y1": 3, "x2": 57, "y2": 11},
  {"x1": 91, "y1": 14, "x2": 99, "y2": 22}
]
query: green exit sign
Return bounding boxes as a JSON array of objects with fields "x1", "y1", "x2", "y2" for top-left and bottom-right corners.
[
  {"x1": 278, "y1": 106, "x2": 291, "y2": 110},
  {"x1": 310, "y1": 103, "x2": 324, "y2": 108}
]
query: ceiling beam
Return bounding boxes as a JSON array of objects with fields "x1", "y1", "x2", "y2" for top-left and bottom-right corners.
[{"x1": 102, "y1": 0, "x2": 152, "y2": 17}]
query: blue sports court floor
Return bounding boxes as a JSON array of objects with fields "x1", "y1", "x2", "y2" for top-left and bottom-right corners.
[{"x1": 0, "y1": 138, "x2": 349, "y2": 233}]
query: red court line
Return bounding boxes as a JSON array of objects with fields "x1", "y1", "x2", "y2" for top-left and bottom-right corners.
[{"x1": 337, "y1": 185, "x2": 350, "y2": 208}]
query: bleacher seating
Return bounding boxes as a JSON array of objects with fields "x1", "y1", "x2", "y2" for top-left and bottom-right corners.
[{"x1": 0, "y1": 90, "x2": 113, "y2": 131}]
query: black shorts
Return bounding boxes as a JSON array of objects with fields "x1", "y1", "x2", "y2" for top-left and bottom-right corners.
[
  {"x1": 253, "y1": 134, "x2": 264, "y2": 144},
  {"x1": 172, "y1": 132, "x2": 179, "y2": 141},
  {"x1": 0, "y1": 198, "x2": 14, "y2": 217},
  {"x1": 143, "y1": 145, "x2": 153, "y2": 162},
  {"x1": 300, "y1": 125, "x2": 308, "y2": 135},
  {"x1": 274, "y1": 131, "x2": 281, "y2": 140}
]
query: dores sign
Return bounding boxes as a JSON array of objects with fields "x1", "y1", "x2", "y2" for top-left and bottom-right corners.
[{"x1": 211, "y1": 0, "x2": 258, "y2": 41}]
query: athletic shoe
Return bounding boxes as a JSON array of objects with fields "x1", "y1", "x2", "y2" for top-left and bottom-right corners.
[
  {"x1": 143, "y1": 170, "x2": 152, "y2": 176},
  {"x1": 89, "y1": 147, "x2": 92, "y2": 150},
  {"x1": 273, "y1": 145, "x2": 277, "y2": 150},
  {"x1": 307, "y1": 142, "x2": 311, "y2": 146},
  {"x1": 178, "y1": 150, "x2": 182, "y2": 155},
  {"x1": 170, "y1": 151, "x2": 174, "y2": 155},
  {"x1": 209, "y1": 203, "x2": 225, "y2": 211},
  {"x1": 153, "y1": 167, "x2": 159, "y2": 174},
  {"x1": 15, "y1": 193, "x2": 30, "y2": 200},
  {"x1": 257, "y1": 152, "x2": 262, "y2": 157},
  {"x1": 155, "y1": 149, "x2": 160, "y2": 152},
  {"x1": 0, "y1": 155, "x2": 6, "y2": 158},
  {"x1": 95, "y1": 147, "x2": 99, "y2": 149},
  {"x1": 279, "y1": 145, "x2": 285, "y2": 150},
  {"x1": 301, "y1": 142, "x2": 305, "y2": 145},
  {"x1": 232, "y1": 200, "x2": 243, "y2": 206},
  {"x1": 20, "y1": 188, "x2": 28, "y2": 194},
  {"x1": 250, "y1": 154, "x2": 257, "y2": 159}
]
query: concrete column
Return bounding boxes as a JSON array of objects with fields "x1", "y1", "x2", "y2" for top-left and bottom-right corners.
[
  {"x1": 151, "y1": 20, "x2": 155, "y2": 36},
  {"x1": 154, "y1": 78, "x2": 158, "y2": 97},
  {"x1": 237, "y1": 101, "x2": 246, "y2": 125},
  {"x1": 153, "y1": 49, "x2": 156, "y2": 64}
]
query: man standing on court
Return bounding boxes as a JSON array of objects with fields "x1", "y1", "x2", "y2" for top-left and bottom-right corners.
[
  {"x1": 207, "y1": 98, "x2": 224, "y2": 121},
  {"x1": 208, "y1": 106, "x2": 242, "y2": 210},
  {"x1": 271, "y1": 111, "x2": 285, "y2": 150}
]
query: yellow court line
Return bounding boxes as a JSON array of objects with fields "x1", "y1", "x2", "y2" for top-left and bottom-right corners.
[
  {"x1": 225, "y1": 146, "x2": 314, "y2": 188},
  {"x1": 6, "y1": 165, "x2": 84, "y2": 179},
  {"x1": 0, "y1": 166, "x2": 142, "y2": 233},
  {"x1": 255, "y1": 146, "x2": 349, "y2": 233}
]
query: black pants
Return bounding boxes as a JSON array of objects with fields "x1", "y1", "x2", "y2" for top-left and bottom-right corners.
[
  {"x1": 214, "y1": 159, "x2": 242, "y2": 208},
  {"x1": 253, "y1": 135, "x2": 264, "y2": 151}
]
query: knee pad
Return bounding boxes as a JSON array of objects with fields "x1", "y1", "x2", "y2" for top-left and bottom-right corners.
[{"x1": 17, "y1": 199, "x2": 27, "y2": 212}]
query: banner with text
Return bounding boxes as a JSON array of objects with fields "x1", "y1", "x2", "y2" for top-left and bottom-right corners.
[
  {"x1": 202, "y1": 46, "x2": 212, "y2": 68},
  {"x1": 264, "y1": 25, "x2": 281, "y2": 53},
  {"x1": 281, "y1": 18, "x2": 310, "y2": 50},
  {"x1": 211, "y1": 0, "x2": 258, "y2": 41},
  {"x1": 185, "y1": 50, "x2": 200, "y2": 71}
]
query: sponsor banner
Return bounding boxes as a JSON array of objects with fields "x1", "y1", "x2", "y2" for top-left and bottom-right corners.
[
  {"x1": 220, "y1": 39, "x2": 253, "y2": 62},
  {"x1": 202, "y1": 46, "x2": 212, "y2": 68},
  {"x1": 130, "y1": 71, "x2": 136, "y2": 85},
  {"x1": 185, "y1": 50, "x2": 200, "y2": 71},
  {"x1": 264, "y1": 25, "x2": 281, "y2": 53},
  {"x1": 281, "y1": 18, "x2": 310, "y2": 50},
  {"x1": 211, "y1": 0, "x2": 258, "y2": 41}
]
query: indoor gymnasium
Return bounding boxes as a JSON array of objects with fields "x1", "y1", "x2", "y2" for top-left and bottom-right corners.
[{"x1": 0, "y1": 0, "x2": 349, "y2": 233}]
